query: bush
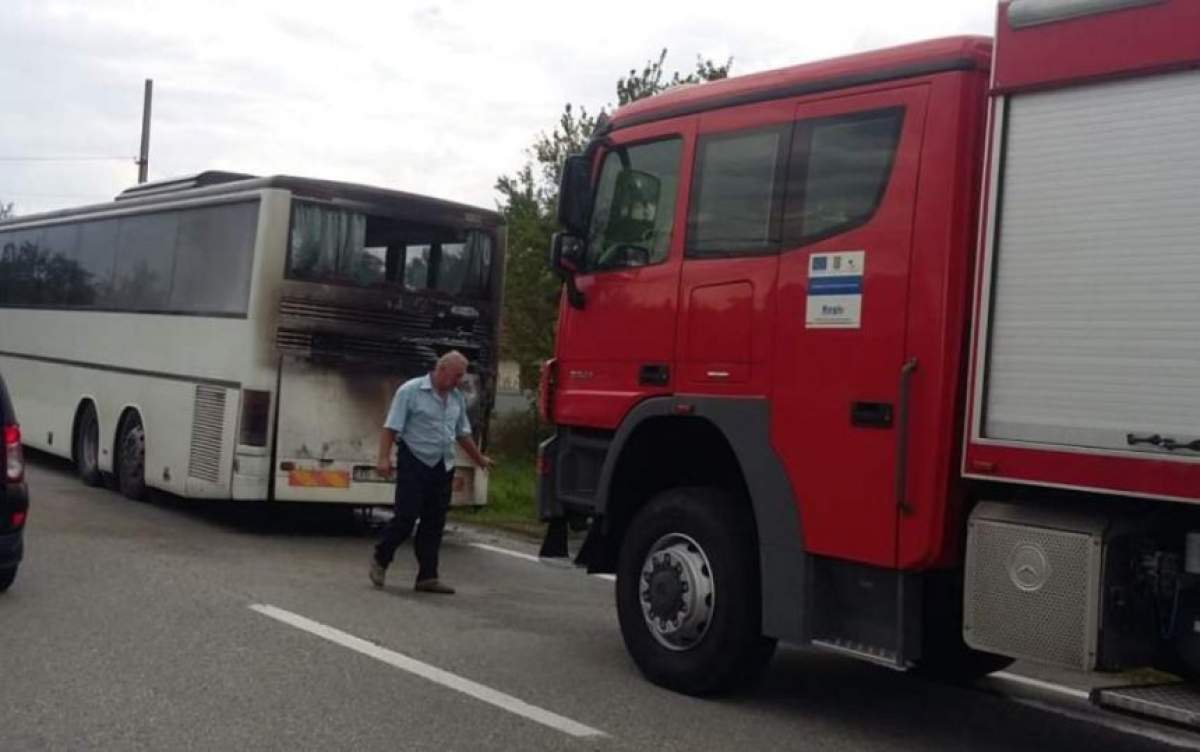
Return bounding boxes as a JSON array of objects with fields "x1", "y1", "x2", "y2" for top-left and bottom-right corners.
[
  {"x1": 486, "y1": 407, "x2": 552, "y2": 461},
  {"x1": 451, "y1": 409, "x2": 548, "y2": 538}
]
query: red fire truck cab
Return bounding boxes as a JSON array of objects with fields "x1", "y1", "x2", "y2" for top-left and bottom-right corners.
[{"x1": 539, "y1": 0, "x2": 1200, "y2": 719}]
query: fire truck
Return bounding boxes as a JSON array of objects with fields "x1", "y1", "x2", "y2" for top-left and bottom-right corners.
[{"x1": 536, "y1": 0, "x2": 1200, "y2": 725}]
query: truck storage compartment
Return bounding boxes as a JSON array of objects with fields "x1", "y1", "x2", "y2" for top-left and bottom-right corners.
[
  {"x1": 964, "y1": 501, "x2": 1153, "y2": 671},
  {"x1": 982, "y1": 68, "x2": 1200, "y2": 457}
]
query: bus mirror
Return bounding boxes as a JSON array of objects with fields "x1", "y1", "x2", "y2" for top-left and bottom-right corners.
[{"x1": 557, "y1": 155, "x2": 592, "y2": 236}]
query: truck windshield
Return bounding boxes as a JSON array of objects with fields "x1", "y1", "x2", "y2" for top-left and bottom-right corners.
[{"x1": 287, "y1": 202, "x2": 492, "y2": 298}]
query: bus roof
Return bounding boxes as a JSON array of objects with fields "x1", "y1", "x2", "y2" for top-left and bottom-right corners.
[
  {"x1": 0, "y1": 172, "x2": 504, "y2": 229},
  {"x1": 605, "y1": 35, "x2": 993, "y2": 133}
]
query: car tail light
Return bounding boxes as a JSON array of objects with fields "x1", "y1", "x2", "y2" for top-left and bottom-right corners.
[
  {"x1": 10, "y1": 511, "x2": 25, "y2": 528},
  {"x1": 4, "y1": 424, "x2": 23, "y2": 483},
  {"x1": 538, "y1": 359, "x2": 557, "y2": 423},
  {"x1": 239, "y1": 390, "x2": 272, "y2": 447}
]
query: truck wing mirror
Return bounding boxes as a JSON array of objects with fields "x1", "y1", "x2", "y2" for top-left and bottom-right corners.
[
  {"x1": 550, "y1": 233, "x2": 586, "y2": 310},
  {"x1": 557, "y1": 155, "x2": 593, "y2": 237}
]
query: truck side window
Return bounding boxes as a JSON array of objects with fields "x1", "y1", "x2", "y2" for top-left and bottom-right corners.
[
  {"x1": 585, "y1": 138, "x2": 682, "y2": 272},
  {"x1": 686, "y1": 124, "x2": 791, "y2": 257},
  {"x1": 785, "y1": 107, "x2": 903, "y2": 246}
]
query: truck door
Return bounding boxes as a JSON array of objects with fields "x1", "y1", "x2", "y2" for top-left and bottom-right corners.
[
  {"x1": 676, "y1": 100, "x2": 792, "y2": 397},
  {"x1": 554, "y1": 117, "x2": 697, "y2": 429},
  {"x1": 771, "y1": 86, "x2": 929, "y2": 567}
]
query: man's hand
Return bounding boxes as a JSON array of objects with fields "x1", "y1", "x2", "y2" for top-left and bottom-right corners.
[
  {"x1": 457, "y1": 435, "x2": 495, "y2": 472},
  {"x1": 377, "y1": 428, "x2": 397, "y2": 480},
  {"x1": 375, "y1": 457, "x2": 393, "y2": 480}
]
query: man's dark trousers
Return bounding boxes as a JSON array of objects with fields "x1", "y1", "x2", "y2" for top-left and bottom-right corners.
[{"x1": 374, "y1": 440, "x2": 454, "y2": 582}]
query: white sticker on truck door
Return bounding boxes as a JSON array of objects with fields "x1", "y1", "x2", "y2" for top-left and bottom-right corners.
[{"x1": 806, "y1": 251, "x2": 864, "y2": 329}]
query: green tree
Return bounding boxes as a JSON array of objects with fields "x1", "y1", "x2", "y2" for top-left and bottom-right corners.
[
  {"x1": 617, "y1": 49, "x2": 733, "y2": 106},
  {"x1": 497, "y1": 51, "x2": 732, "y2": 388}
]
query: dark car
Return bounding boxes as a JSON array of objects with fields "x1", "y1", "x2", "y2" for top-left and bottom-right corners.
[{"x1": 0, "y1": 372, "x2": 27, "y2": 591}]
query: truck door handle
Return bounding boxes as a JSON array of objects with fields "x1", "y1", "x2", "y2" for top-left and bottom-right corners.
[
  {"x1": 851, "y1": 401, "x2": 893, "y2": 428},
  {"x1": 894, "y1": 358, "x2": 918, "y2": 516},
  {"x1": 639, "y1": 364, "x2": 670, "y2": 387}
]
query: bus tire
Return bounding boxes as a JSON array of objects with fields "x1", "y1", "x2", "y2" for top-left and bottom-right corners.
[
  {"x1": 73, "y1": 402, "x2": 103, "y2": 487},
  {"x1": 616, "y1": 486, "x2": 776, "y2": 696},
  {"x1": 116, "y1": 413, "x2": 147, "y2": 501}
]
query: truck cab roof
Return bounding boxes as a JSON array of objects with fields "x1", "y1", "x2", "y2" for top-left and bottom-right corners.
[{"x1": 606, "y1": 35, "x2": 993, "y2": 133}]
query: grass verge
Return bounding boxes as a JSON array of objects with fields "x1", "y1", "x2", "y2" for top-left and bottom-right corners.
[{"x1": 449, "y1": 450, "x2": 542, "y2": 539}]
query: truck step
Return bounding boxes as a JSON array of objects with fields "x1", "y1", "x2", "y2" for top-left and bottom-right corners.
[
  {"x1": 1092, "y1": 683, "x2": 1200, "y2": 728},
  {"x1": 811, "y1": 637, "x2": 907, "y2": 670}
]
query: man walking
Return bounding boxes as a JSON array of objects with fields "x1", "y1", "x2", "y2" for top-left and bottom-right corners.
[{"x1": 370, "y1": 351, "x2": 493, "y2": 594}]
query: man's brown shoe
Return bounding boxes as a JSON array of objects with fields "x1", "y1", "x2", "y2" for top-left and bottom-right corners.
[
  {"x1": 414, "y1": 578, "x2": 456, "y2": 595},
  {"x1": 369, "y1": 556, "x2": 386, "y2": 589}
]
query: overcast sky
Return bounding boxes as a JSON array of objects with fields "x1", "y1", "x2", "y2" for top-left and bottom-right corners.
[{"x1": 1, "y1": 0, "x2": 997, "y2": 215}]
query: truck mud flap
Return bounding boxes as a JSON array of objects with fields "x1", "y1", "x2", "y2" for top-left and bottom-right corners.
[
  {"x1": 538, "y1": 516, "x2": 605, "y2": 569},
  {"x1": 1092, "y1": 683, "x2": 1200, "y2": 729},
  {"x1": 539, "y1": 518, "x2": 569, "y2": 559}
]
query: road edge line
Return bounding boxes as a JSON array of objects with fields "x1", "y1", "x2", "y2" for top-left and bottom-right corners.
[{"x1": 249, "y1": 603, "x2": 607, "y2": 740}]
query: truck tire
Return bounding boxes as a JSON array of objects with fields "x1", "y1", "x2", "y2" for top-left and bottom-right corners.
[
  {"x1": 74, "y1": 402, "x2": 103, "y2": 487},
  {"x1": 116, "y1": 413, "x2": 147, "y2": 501},
  {"x1": 616, "y1": 486, "x2": 776, "y2": 695}
]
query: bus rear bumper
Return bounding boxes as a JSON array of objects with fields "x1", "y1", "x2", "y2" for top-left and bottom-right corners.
[{"x1": 270, "y1": 457, "x2": 488, "y2": 507}]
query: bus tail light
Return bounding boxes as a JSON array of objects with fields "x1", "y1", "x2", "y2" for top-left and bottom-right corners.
[
  {"x1": 4, "y1": 424, "x2": 23, "y2": 483},
  {"x1": 239, "y1": 390, "x2": 271, "y2": 447},
  {"x1": 538, "y1": 359, "x2": 557, "y2": 423}
]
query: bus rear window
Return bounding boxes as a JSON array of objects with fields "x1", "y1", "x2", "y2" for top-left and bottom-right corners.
[{"x1": 287, "y1": 202, "x2": 492, "y2": 298}]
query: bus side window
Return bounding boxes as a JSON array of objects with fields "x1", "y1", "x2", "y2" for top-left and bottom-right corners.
[{"x1": 403, "y1": 244, "x2": 432, "y2": 290}]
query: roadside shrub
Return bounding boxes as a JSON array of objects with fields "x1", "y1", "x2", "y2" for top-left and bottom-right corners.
[{"x1": 486, "y1": 407, "x2": 552, "y2": 460}]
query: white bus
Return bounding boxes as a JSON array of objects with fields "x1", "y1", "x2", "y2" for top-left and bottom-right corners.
[{"x1": 0, "y1": 172, "x2": 503, "y2": 508}]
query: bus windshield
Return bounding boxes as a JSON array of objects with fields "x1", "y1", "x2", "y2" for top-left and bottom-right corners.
[{"x1": 287, "y1": 202, "x2": 493, "y2": 299}]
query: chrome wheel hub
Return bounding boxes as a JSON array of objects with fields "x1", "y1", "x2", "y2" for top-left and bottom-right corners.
[{"x1": 639, "y1": 533, "x2": 715, "y2": 651}]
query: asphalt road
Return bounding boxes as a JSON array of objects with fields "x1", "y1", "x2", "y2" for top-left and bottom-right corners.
[{"x1": 3, "y1": 454, "x2": 1199, "y2": 751}]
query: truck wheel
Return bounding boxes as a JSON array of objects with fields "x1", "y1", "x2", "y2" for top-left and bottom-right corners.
[
  {"x1": 74, "y1": 403, "x2": 103, "y2": 487},
  {"x1": 616, "y1": 486, "x2": 776, "y2": 695},
  {"x1": 117, "y1": 414, "x2": 147, "y2": 501},
  {"x1": 0, "y1": 566, "x2": 16, "y2": 593}
]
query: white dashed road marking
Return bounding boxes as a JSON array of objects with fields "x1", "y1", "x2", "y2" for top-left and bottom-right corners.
[
  {"x1": 250, "y1": 603, "x2": 607, "y2": 740},
  {"x1": 468, "y1": 542, "x2": 616, "y2": 580},
  {"x1": 468, "y1": 542, "x2": 540, "y2": 563}
]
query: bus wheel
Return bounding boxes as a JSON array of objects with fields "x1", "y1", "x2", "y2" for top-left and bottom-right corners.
[
  {"x1": 616, "y1": 487, "x2": 776, "y2": 695},
  {"x1": 74, "y1": 403, "x2": 103, "y2": 487},
  {"x1": 117, "y1": 413, "x2": 147, "y2": 501}
]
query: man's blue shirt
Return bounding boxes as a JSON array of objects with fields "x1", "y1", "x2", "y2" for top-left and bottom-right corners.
[{"x1": 384, "y1": 374, "x2": 471, "y2": 468}]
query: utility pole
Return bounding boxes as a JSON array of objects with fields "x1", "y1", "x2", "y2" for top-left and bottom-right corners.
[{"x1": 136, "y1": 79, "x2": 153, "y2": 184}]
